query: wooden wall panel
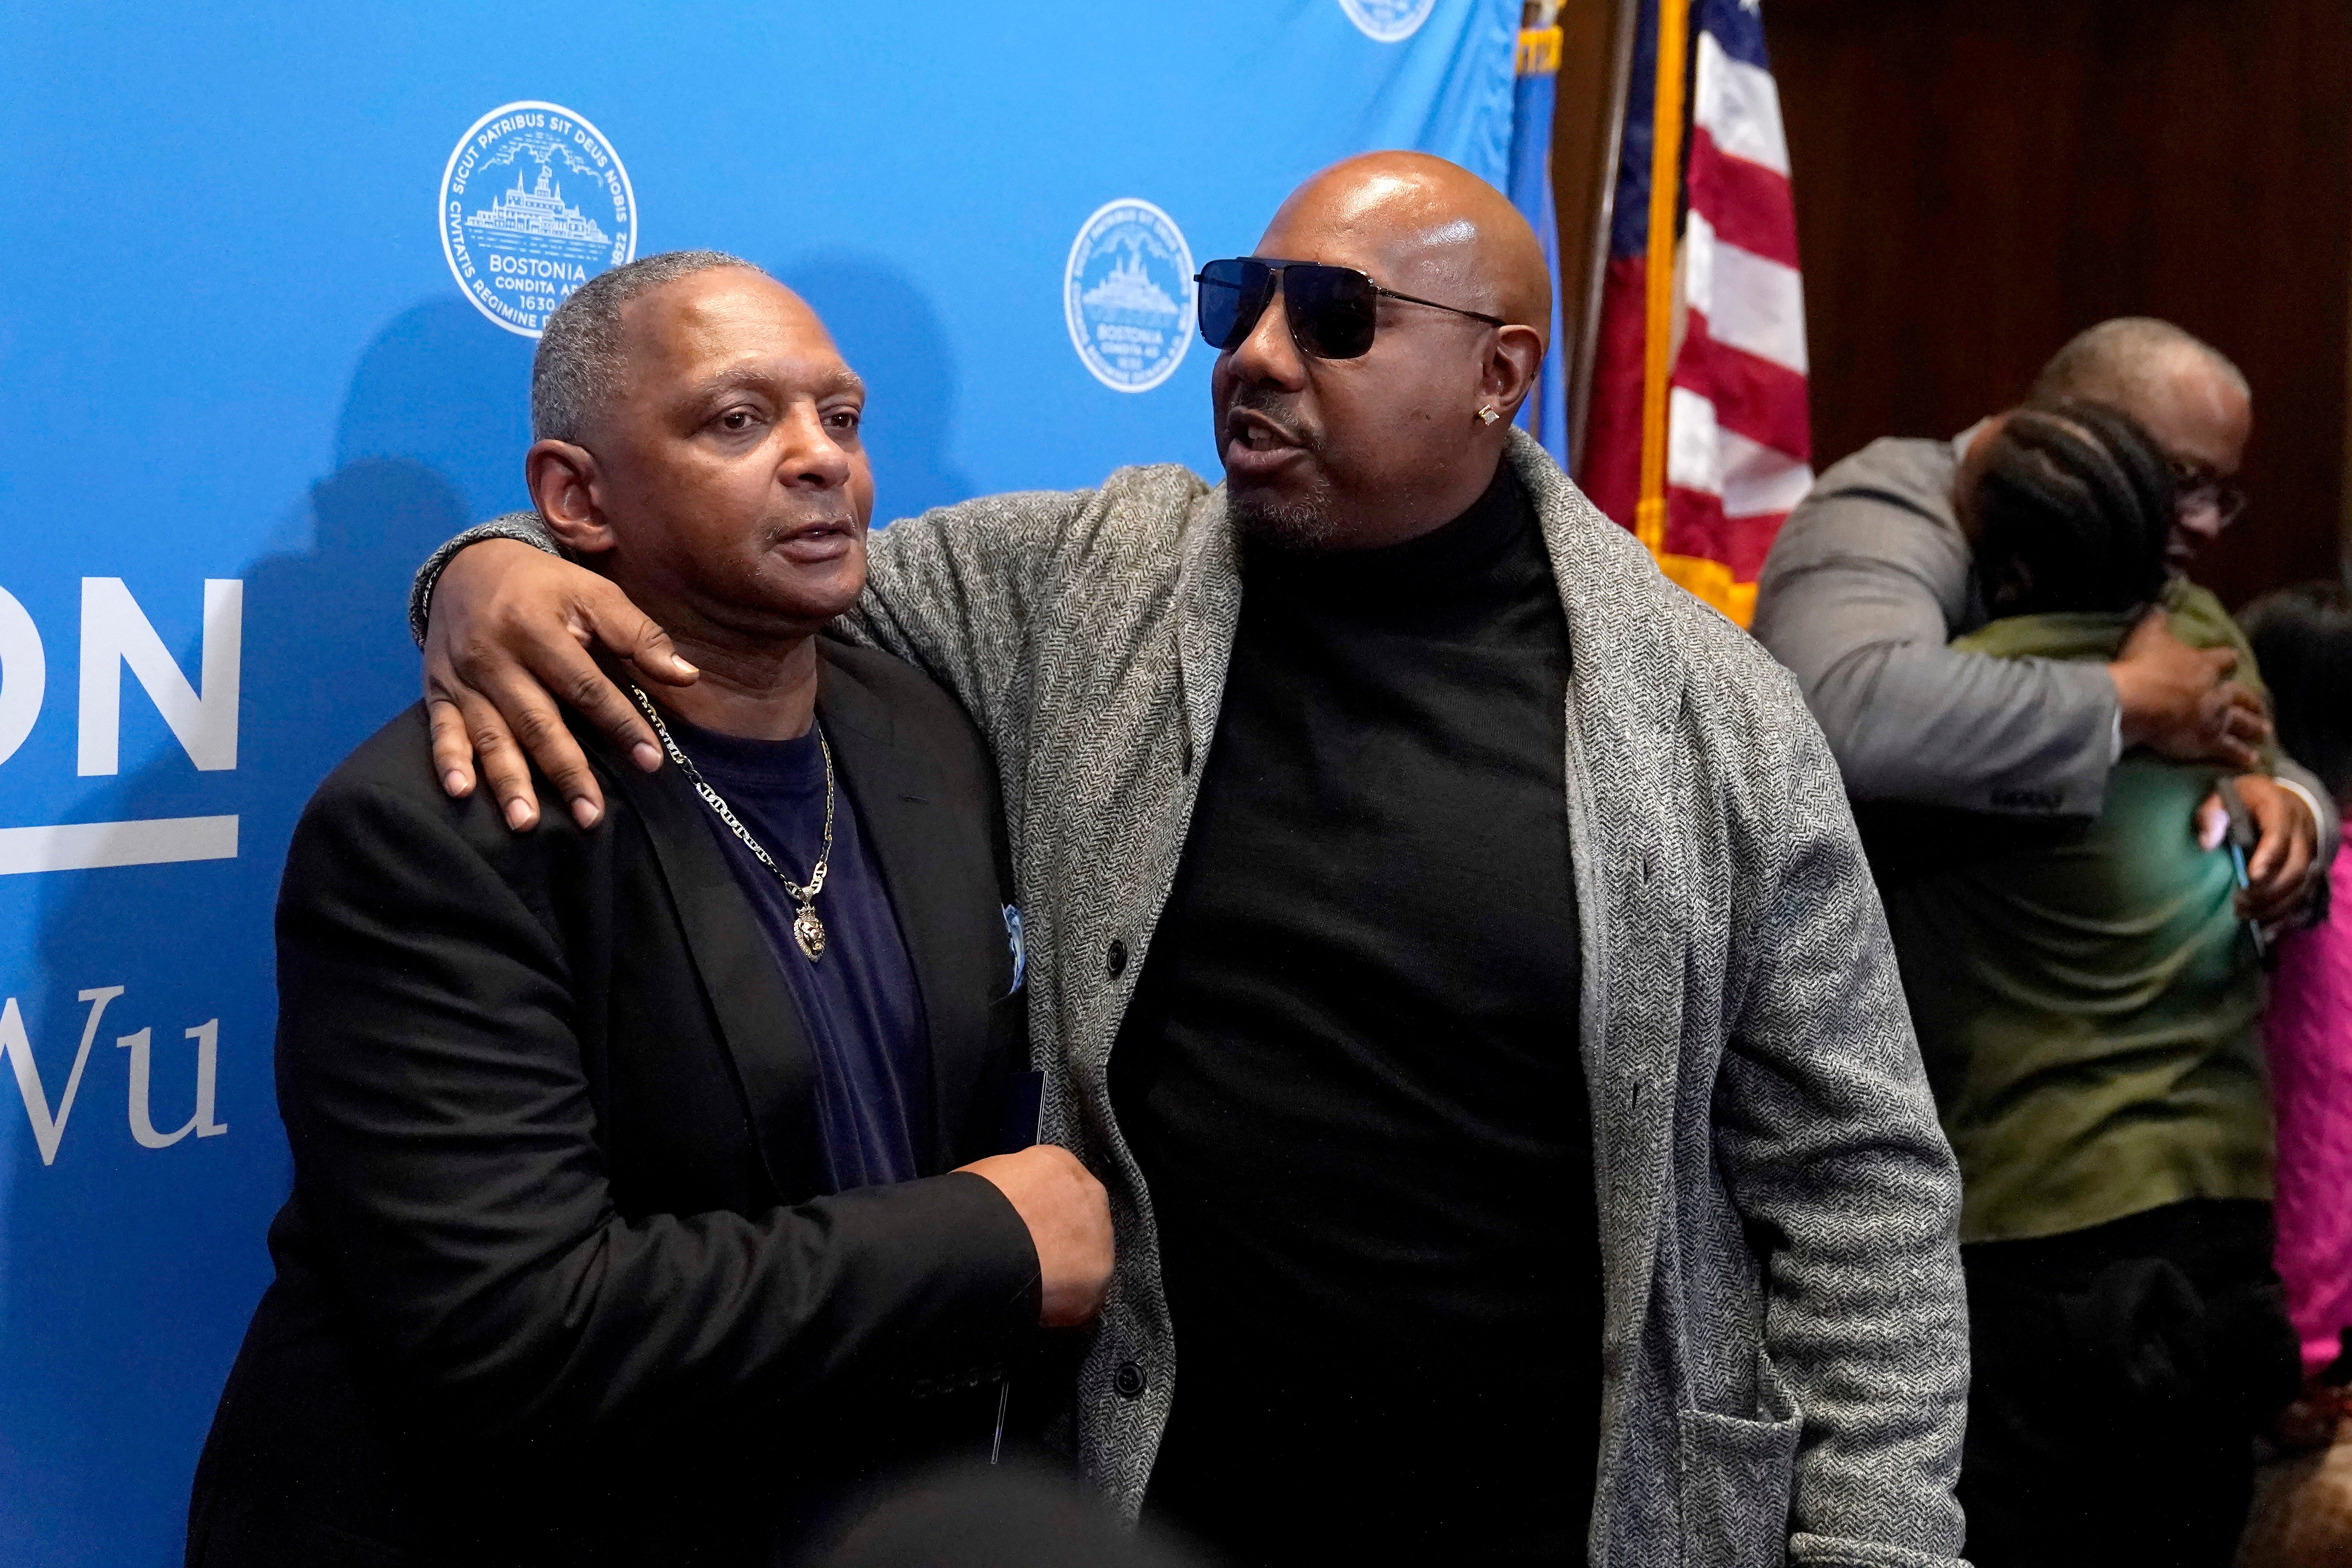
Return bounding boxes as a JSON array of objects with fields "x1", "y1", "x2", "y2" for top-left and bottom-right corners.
[{"x1": 1762, "y1": 0, "x2": 2352, "y2": 608}]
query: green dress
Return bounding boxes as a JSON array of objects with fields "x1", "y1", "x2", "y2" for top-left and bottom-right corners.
[{"x1": 1883, "y1": 581, "x2": 2274, "y2": 1244}]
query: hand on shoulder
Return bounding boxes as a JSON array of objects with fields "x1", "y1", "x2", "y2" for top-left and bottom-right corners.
[{"x1": 423, "y1": 538, "x2": 697, "y2": 832}]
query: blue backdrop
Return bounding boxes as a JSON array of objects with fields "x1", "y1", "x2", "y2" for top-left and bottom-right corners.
[{"x1": 0, "y1": 3, "x2": 1517, "y2": 1559}]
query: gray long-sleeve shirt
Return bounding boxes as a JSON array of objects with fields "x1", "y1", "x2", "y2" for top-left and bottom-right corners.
[
  {"x1": 1753, "y1": 432, "x2": 2341, "y2": 870},
  {"x1": 1751, "y1": 432, "x2": 2123, "y2": 815}
]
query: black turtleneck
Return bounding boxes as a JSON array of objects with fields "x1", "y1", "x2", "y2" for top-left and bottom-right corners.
[{"x1": 1109, "y1": 459, "x2": 1596, "y2": 1566}]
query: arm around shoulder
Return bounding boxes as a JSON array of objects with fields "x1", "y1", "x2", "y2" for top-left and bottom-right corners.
[
  {"x1": 1754, "y1": 492, "x2": 2119, "y2": 815},
  {"x1": 846, "y1": 487, "x2": 1100, "y2": 736},
  {"x1": 408, "y1": 512, "x2": 565, "y2": 647},
  {"x1": 275, "y1": 724, "x2": 1041, "y2": 1444}
]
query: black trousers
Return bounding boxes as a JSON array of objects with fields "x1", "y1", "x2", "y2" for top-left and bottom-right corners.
[{"x1": 1959, "y1": 1199, "x2": 2302, "y2": 1568}]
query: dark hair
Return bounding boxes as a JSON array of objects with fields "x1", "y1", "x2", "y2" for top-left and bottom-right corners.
[
  {"x1": 1965, "y1": 398, "x2": 2177, "y2": 619},
  {"x1": 2240, "y1": 580, "x2": 2352, "y2": 806},
  {"x1": 533, "y1": 249, "x2": 762, "y2": 443}
]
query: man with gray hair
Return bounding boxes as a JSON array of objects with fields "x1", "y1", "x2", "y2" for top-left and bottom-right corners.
[
  {"x1": 409, "y1": 154, "x2": 1973, "y2": 1568},
  {"x1": 186, "y1": 251, "x2": 1113, "y2": 1567},
  {"x1": 1753, "y1": 317, "x2": 2336, "y2": 913}
]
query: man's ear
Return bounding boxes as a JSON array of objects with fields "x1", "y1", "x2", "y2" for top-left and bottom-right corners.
[
  {"x1": 1483, "y1": 325, "x2": 1546, "y2": 419},
  {"x1": 526, "y1": 439, "x2": 615, "y2": 555}
]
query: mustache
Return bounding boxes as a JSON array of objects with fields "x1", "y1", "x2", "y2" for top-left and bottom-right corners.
[
  {"x1": 755, "y1": 512, "x2": 866, "y2": 549},
  {"x1": 1222, "y1": 385, "x2": 1316, "y2": 447}
]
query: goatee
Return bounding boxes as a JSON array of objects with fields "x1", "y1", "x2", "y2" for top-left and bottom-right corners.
[{"x1": 1230, "y1": 488, "x2": 1342, "y2": 552}]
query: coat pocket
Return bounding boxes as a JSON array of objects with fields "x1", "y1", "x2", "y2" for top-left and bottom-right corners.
[{"x1": 1676, "y1": 1354, "x2": 1802, "y2": 1568}]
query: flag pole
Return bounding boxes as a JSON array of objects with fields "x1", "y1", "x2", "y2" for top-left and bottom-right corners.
[
  {"x1": 1632, "y1": 0, "x2": 1689, "y2": 558},
  {"x1": 1567, "y1": 0, "x2": 1640, "y2": 481}
]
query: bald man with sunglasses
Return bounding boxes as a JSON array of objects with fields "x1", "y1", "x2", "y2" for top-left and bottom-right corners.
[{"x1": 408, "y1": 154, "x2": 1969, "y2": 1568}]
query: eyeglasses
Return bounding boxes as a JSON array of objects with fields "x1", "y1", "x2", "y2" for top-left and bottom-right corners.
[
  {"x1": 1193, "y1": 257, "x2": 1507, "y2": 361},
  {"x1": 2171, "y1": 462, "x2": 2248, "y2": 530}
]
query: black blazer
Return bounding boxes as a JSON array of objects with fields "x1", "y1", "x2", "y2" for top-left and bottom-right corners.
[{"x1": 188, "y1": 641, "x2": 1042, "y2": 1568}]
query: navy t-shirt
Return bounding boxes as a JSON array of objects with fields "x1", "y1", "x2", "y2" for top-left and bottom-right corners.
[{"x1": 662, "y1": 711, "x2": 934, "y2": 1193}]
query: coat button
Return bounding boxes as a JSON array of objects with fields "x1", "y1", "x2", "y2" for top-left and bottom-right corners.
[
  {"x1": 1113, "y1": 1360, "x2": 1147, "y2": 1398},
  {"x1": 1106, "y1": 939, "x2": 1128, "y2": 979}
]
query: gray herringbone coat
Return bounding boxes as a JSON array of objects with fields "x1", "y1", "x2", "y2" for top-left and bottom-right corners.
[{"x1": 426, "y1": 431, "x2": 1970, "y2": 1568}]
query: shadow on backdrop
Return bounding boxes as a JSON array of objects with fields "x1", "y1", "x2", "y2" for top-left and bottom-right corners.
[
  {"x1": 7, "y1": 298, "x2": 530, "y2": 1566},
  {"x1": 785, "y1": 252, "x2": 975, "y2": 524}
]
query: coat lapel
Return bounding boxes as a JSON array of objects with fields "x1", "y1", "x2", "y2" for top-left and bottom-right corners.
[
  {"x1": 1509, "y1": 430, "x2": 1689, "y2": 1364},
  {"x1": 598, "y1": 729, "x2": 829, "y2": 1199},
  {"x1": 813, "y1": 651, "x2": 978, "y2": 1171},
  {"x1": 1172, "y1": 484, "x2": 1245, "y2": 773}
]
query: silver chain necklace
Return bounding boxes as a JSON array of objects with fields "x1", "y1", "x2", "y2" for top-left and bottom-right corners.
[{"x1": 628, "y1": 684, "x2": 836, "y2": 961}]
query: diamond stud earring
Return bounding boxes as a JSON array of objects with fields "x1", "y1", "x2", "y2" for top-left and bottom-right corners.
[{"x1": 1476, "y1": 406, "x2": 1500, "y2": 425}]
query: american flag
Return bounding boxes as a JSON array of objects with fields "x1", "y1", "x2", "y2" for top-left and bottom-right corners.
[{"x1": 1580, "y1": 0, "x2": 1811, "y2": 626}]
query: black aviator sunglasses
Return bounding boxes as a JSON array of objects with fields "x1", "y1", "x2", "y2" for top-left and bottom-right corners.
[{"x1": 1193, "y1": 257, "x2": 1506, "y2": 361}]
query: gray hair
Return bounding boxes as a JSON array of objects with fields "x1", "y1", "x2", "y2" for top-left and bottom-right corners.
[
  {"x1": 531, "y1": 249, "x2": 764, "y2": 443},
  {"x1": 2031, "y1": 316, "x2": 2249, "y2": 407}
]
